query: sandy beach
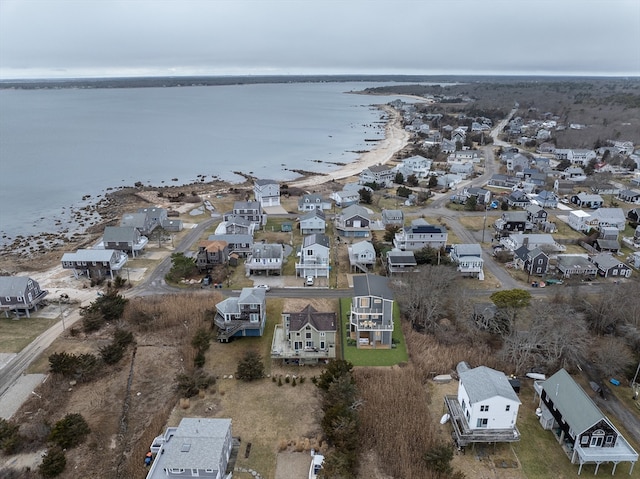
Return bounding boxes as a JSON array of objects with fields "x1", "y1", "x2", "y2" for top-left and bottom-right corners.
[{"x1": 290, "y1": 104, "x2": 410, "y2": 188}]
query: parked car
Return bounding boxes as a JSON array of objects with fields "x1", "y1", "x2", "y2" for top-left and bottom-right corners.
[
  {"x1": 305, "y1": 276, "x2": 314, "y2": 286},
  {"x1": 256, "y1": 284, "x2": 271, "y2": 292}
]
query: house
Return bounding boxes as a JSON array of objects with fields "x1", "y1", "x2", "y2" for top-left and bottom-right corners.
[
  {"x1": 0, "y1": 276, "x2": 48, "y2": 318},
  {"x1": 440, "y1": 139, "x2": 457, "y2": 153},
  {"x1": 296, "y1": 234, "x2": 330, "y2": 278},
  {"x1": 120, "y1": 212, "x2": 154, "y2": 236},
  {"x1": 398, "y1": 155, "x2": 432, "y2": 178},
  {"x1": 503, "y1": 152, "x2": 530, "y2": 173},
  {"x1": 207, "y1": 234, "x2": 253, "y2": 257},
  {"x1": 463, "y1": 187, "x2": 491, "y2": 206},
  {"x1": 146, "y1": 418, "x2": 234, "y2": 479},
  {"x1": 554, "y1": 179, "x2": 576, "y2": 195},
  {"x1": 299, "y1": 209, "x2": 326, "y2": 235},
  {"x1": 534, "y1": 369, "x2": 638, "y2": 475},
  {"x1": 271, "y1": 305, "x2": 337, "y2": 364},
  {"x1": 556, "y1": 149, "x2": 597, "y2": 167},
  {"x1": 102, "y1": 226, "x2": 148, "y2": 257},
  {"x1": 449, "y1": 162, "x2": 474, "y2": 178},
  {"x1": 451, "y1": 128, "x2": 466, "y2": 144},
  {"x1": 215, "y1": 215, "x2": 256, "y2": 236},
  {"x1": 298, "y1": 193, "x2": 332, "y2": 212},
  {"x1": 349, "y1": 274, "x2": 394, "y2": 349},
  {"x1": 506, "y1": 190, "x2": 531, "y2": 209},
  {"x1": 196, "y1": 240, "x2": 229, "y2": 272},
  {"x1": 437, "y1": 173, "x2": 464, "y2": 189},
  {"x1": 381, "y1": 209, "x2": 404, "y2": 227},
  {"x1": 494, "y1": 211, "x2": 529, "y2": 237},
  {"x1": 488, "y1": 174, "x2": 520, "y2": 189},
  {"x1": 335, "y1": 204, "x2": 371, "y2": 238},
  {"x1": 525, "y1": 205, "x2": 548, "y2": 225},
  {"x1": 568, "y1": 210, "x2": 597, "y2": 233},
  {"x1": 393, "y1": 218, "x2": 448, "y2": 251},
  {"x1": 330, "y1": 189, "x2": 360, "y2": 208},
  {"x1": 564, "y1": 167, "x2": 587, "y2": 182},
  {"x1": 61, "y1": 249, "x2": 128, "y2": 280},
  {"x1": 444, "y1": 362, "x2": 521, "y2": 447},
  {"x1": 359, "y1": 164, "x2": 395, "y2": 187},
  {"x1": 386, "y1": 249, "x2": 417, "y2": 275},
  {"x1": 500, "y1": 234, "x2": 563, "y2": 253},
  {"x1": 618, "y1": 189, "x2": 640, "y2": 204},
  {"x1": 513, "y1": 246, "x2": 549, "y2": 277},
  {"x1": 556, "y1": 255, "x2": 598, "y2": 278},
  {"x1": 223, "y1": 201, "x2": 265, "y2": 227},
  {"x1": 533, "y1": 190, "x2": 558, "y2": 208},
  {"x1": 214, "y1": 287, "x2": 267, "y2": 341},
  {"x1": 450, "y1": 244, "x2": 484, "y2": 279},
  {"x1": 590, "y1": 253, "x2": 632, "y2": 279},
  {"x1": 348, "y1": 240, "x2": 376, "y2": 273},
  {"x1": 590, "y1": 208, "x2": 627, "y2": 231},
  {"x1": 253, "y1": 179, "x2": 280, "y2": 207},
  {"x1": 161, "y1": 219, "x2": 183, "y2": 232},
  {"x1": 571, "y1": 193, "x2": 604, "y2": 209},
  {"x1": 245, "y1": 243, "x2": 284, "y2": 276}
]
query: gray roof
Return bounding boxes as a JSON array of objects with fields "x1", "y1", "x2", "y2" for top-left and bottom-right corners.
[
  {"x1": 541, "y1": 369, "x2": 604, "y2": 434},
  {"x1": 120, "y1": 212, "x2": 147, "y2": 228},
  {"x1": 452, "y1": 244, "x2": 482, "y2": 257},
  {"x1": 301, "y1": 209, "x2": 326, "y2": 221},
  {"x1": 255, "y1": 179, "x2": 278, "y2": 186},
  {"x1": 151, "y1": 418, "x2": 231, "y2": 473},
  {"x1": 302, "y1": 234, "x2": 330, "y2": 248},
  {"x1": 0, "y1": 276, "x2": 34, "y2": 297},
  {"x1": 386, "y1": 250, "x2": 417, "y2": 265},
  {"x1": 353, "y1": 274, "x2": 393, "y2": 300},
  {"x1": 61, "y1": 249, "x2": 120, "y2": 262},
  {"x1": 233, "y1": 200, "x2": 261, "y2": 210},
  {"x1": 350, "y1": 240, "x2": 375, "y2": 255},
  {"x1": 460, "y1": 366, "x2": 520, "y2": 404},
  {"x1": 286, "y1": 305, "x2": 337, "y2": 332},
  {"x1": 103, "y1": 226, "x2": 138, "y2": 243},
  {"x1": 216, "y1": 287, "x2": 265, "y2": 315},
  {"x1": 341, "y1": 204, "x2": 369, "y2": 219},
  {"x1": 592, "y1": 253, "x2": 623, "y2": 270},
  {"x1": 208, "y1": 234, "x2": 253, "y2": 244},
  {"x1": 250, "y1": 243, "x2": 283, "y2": 259}
]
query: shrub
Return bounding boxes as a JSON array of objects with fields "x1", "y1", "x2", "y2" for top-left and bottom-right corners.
[
  {"x1": 291, "y1": 377, "x2": 297, "y2": 387},
  {"x1": 175, "y1": 369, "x2": 216, "y2": 398},
  {"x1": 285, "y1": 375, "x2": 290, "y2": 384},
  {"x1": 48, "y1": 413, "x2": 90, "y2": 449},
  {"x1": 194, "y1": 350, "x2": 206, "y2": 368},
  {"x1": 48, "y1": 352, "x2": 101, "y2": 382},
  {"x1": 235, "y1": 351, "x2": 265, "y2": 381},
  {"x1": 423, "y1": 442, "x2": 454, "y2": 474},
  {"x1": 99, "y1": 342, "x2": 125, "y2": 365},
  {"x1": 39, "y1": 447, "x2": 66, "y2": 477},
  {"x1": 0, "y1": 418, "x2": 22, "y2": 454}
]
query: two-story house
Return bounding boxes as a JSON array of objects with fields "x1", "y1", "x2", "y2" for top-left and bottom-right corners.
[
  {"x1": 397, "y1": 155, "x2": 432, "y2": 179},
  {"x1": 393, "y1": 218, "x2": 448, "y2": 251},
  {"x1": 61, "y1": 249, "x2": 128, "y2": 280},
  {"x1": 348, "y1": 240, "x2": 376, "y2": 273},
  {"x1": 214, "y1": 287, "x2": 267, "y2": 341},
  {"x1": 215, "y1": 214, "x2": 256, "y2": 236},
  {"x1": 571, "y1": 193, "x2": 604, "y2": 209},
  {"x1": 335, "y1": 204, "x2": 370, "y2": 238},
  {"x1": 449, "y1": 244, "x2": 484, "y2": 279},
  {"x1": 494, "y1": 211, "x2": 529, "y2": 237},
  {"x1": 506, "y1": 190, "x2": 531, "y2": 209},
  {"x1": 296, "y1": 234, "x2": 330, "y2": 279},
  {"x1": 444, "y1": 362, "x2": 521, "y2": 447},
  {"x1": 349, "y1": 274, "x2": 394, "y2": 349},
  {"x1": 254, "y1": 179, "x2": 280, "y2": 207},
  {"x1": 196, "y1": 240, "x2": 229, "y2": 272},
  {"x1": 535, "y1": 369, "x2": 638, "y2": 475},
  {"x1": 102, "y1": 226, "x2": 148, "y2": 257},
  {"x1": 381, "y1": 209, "x2": 404, "y2": 227},
  {"x1": 146, "y1": 418, "x2": 234, "y2": 479},
  {"x1": 525, "y1": 204, "x2": 548, "y2": 225},
  {"x1": 513, "y1": 246, "x2": 549, "y2": 277},
  {"x1": 245, "y1": 243, "x2": 284, "y2": 276},
  {"x1": 359, "y1": 164, "x2": 395, "y2": 187},
  {"x1": 207, "y1": 234, "x2": 253, "y2": 258},
  {"x1": 300, "y1": 209, "x2": 326, "y2": 235},
  {"x1": 330, "y1": 189, "x2": 360, "y2": 208},
  {"x1": 590, "y1": 253, "x2": 632, "y2": 279},
  {"x1": 589, "y1": 208, "x2": 627, "y2": 231},
  {"x1": 120, "y1": 207, "x2": 167, "y2": 236},
  {"x1": 298, "y1": 193, "x2": 332, "y2": 212},
  {"x1": 224, "y1": 201, "x2": 265, "y2": 227},
  {"x1": 533, "y1": 190, "x2": 558, "y2": 208},
  {"x1": 271, "y1": 305, "x2": 337, "y2": 365},
  {"x1": 0, "y1": 276, "x2": 48, "y2": 318}
]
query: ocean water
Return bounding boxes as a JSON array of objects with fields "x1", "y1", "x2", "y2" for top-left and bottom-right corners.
[{"x1": 0, "y1": 81, "x2": 412, "y2": 247}]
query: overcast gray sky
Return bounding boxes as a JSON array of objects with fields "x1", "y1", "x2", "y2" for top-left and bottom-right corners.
[{"x1": 1, "y1": 0, "x2": 638, "y2": 79}]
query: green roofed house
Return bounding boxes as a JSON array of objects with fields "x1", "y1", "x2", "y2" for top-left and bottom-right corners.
[{"x1": 534, "y1": 369, "x2": 638, "y2": 475}]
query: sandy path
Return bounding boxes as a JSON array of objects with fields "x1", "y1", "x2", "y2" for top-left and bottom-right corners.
[{"x1": 290, "y1": 104, "x2": 409, "y2": 188}]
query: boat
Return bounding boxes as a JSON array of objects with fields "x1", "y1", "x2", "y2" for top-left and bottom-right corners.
[
  {"x1": 309, "y1": 452, "x2": 324, "y2": 479},
  {"x1": 440, "y1": 413, "x2": 450, "y2": 424},
  {"x1": 433, "y1": 374, "x2": 453, "y2": 384},
  {"x1": 526, "y1": 372, "x2": 546, "y2": 380}
]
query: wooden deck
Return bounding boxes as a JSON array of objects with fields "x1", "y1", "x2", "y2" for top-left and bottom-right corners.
[{"x1": 444, "y1": 395, "x2": 521, "y2": 447}]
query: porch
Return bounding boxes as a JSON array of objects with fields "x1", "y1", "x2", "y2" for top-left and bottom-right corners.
[{"x1": 271, "y1": 325, "x2": 336, "y2": 363}]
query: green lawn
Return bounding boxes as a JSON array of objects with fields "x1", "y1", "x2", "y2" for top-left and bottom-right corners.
[
  {"x1": 0, "y1": 316, "x2": 58, "y2": 353},
  {"x1": 340, "y1": 298, "x2": 408, "y2": 366}
]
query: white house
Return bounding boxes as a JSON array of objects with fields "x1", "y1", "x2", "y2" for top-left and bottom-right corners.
[
  {"x1": 300, "y1": 209, "x2": 326, "y2": 235},
  {"x1": 298, "y1": 193, "x2": 332, "y2": 212},
  {"x1": 254, "y1": 179, "x2": 280, "y2": 207},
  {"x1": 296, "y1": 234, "x2": 330, "y2": 278},
  {"x1": 568, "y1": 210, "x2": 597, "y2": 233},
  {"x1": 450, "y1": 244, "x2": 484, "y2": 279},
  {"x1": 500, "y1": 233, "x2": 563, "y2": 252},
  {"x1": 348, "y1": 240, "x2": 376, "y2": 273},
  {"x1": 397, "y1": 155, "x2": 432, "y2": 179},
  {"x1": 589, "y1": 208, "x2": 627, "y2": 231},
  {"x1": 359, "y1": 164, "x2": 395, "y2": 187},
  {"x1": 393, "y1": 218, "x2": 448, "y2": 251}
]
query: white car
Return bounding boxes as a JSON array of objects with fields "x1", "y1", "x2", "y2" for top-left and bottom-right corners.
[
  {"x1": 256, "y1": 284, "x2": 270, "y2": 292},
  {"x1": 305, "y1": 276, "x2": 314, "y2": 286}
]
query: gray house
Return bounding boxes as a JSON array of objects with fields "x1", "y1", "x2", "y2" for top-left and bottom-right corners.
[
  {"x1": 349, "y1": 274, "x2": 394, "y2": 349},
  {"x1": 214, "y1": 287, "x2": 267, "y2": 341},
  {"x1": 296, "y1": 234, "x2": 330, "y2": 279},
  {"x1": 386, "y1": 250, "x2": 417, "y2": 275},
  {"x1": 61, "y1": 249, "x2": 128, "y2": 280},
  {"x1": 146, "y1": 418, "x2": 234, "y2": 479},
  {"x1": 513, "y1": 246, "x2": 549, "y2": 277},
  {"x1": 336, "y1": 204, "x2": 371, "y2": 238},
  {"x1": 300, "y1": 209, "x2": 326, "y2": 235},
  {"x1": 196, "y1": 240, "x2": 229, "y2": 272},
  {"x1": 224, "y1": 201, "x2": 265, "y2": 227},
  {"x1": 590, "y1": 253, "x2": 632, "y2": 279},
  {"x1": 102, "y1": 226, "x2": 148, "y2": 257},
  {"x1": 298, "y1": 193, "x2": 332, "y2": 212},
  {"x1": 271, "y1": 305, "x2": 337, "y2": 364},
  {"x1": 208, "y1": 234, "x2": 253, "y2": 257},
  {"x1": 348, "y1": 240, "x2": 376, "y2": 273},
  {"x1": 0, "y1": 276, "x2": 48, "y2": 318},
  {"x1": 254, "y1": 179, "x2": 280, "y2": 207},
  {"x1": 381, "y1": 209, "x2": 404, "y2": 226},
  {"x1": 245, "y1": 243, "x2": 284, "y2": 276}
]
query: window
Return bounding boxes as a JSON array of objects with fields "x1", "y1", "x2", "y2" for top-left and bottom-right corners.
[
  {"x1": 505, "y1": 405, "x2": 511, "y2": 412},
  {"x1": 461, "y1": 399, "x2": 466, "y2": 410},
  {"x1": 319, "y1": 332, "x2": 325, "y2": 337},
  {"x1": 606, "y1": 435, "x2": 614, "y2": 445},
  {"x1": 320, "y1": 341, "x2": 325, "y2": 349},
  {"x1": 306, "y1": 341, "x2": 313, "y2": 348},
  {"x1": 581, "y1": 436, "x2": 589, "y2": 445},
  {"x1": 480, "y1": 405, "x2": 489, "y2": 412},
  {"x1": 306, "y1": 332, "x2": 312, "y2": 339},
  {"x1": 476, "y1": 418, "x2": 488, "y2": 428}
]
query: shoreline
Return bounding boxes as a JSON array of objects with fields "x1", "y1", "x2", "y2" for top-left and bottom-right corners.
[{"x1": 0, "y1": 103, "x2": 410, "y2": 273}]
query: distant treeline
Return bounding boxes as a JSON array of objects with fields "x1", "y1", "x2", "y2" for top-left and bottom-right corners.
[{"x1": 1, "y1": 74, "x2": 636, "y2": 90}]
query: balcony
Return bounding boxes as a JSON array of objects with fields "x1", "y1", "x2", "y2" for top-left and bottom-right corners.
[{"x1": 271, "y1": 326, "x2": 336, "y2": 361}]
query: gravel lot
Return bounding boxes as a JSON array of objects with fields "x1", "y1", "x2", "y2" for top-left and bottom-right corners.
[{"x1": 275, "y1": 452, "x2": 312, "y2": 479}]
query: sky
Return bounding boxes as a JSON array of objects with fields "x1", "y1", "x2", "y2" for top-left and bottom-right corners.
[{"x1": 0, "y1": 0, "x2": 639, "y2": 79}]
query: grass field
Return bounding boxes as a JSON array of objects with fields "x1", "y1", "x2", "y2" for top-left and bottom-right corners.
[{"x1": 0, "y1": 316, "x2": 58, "y2": 353}]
